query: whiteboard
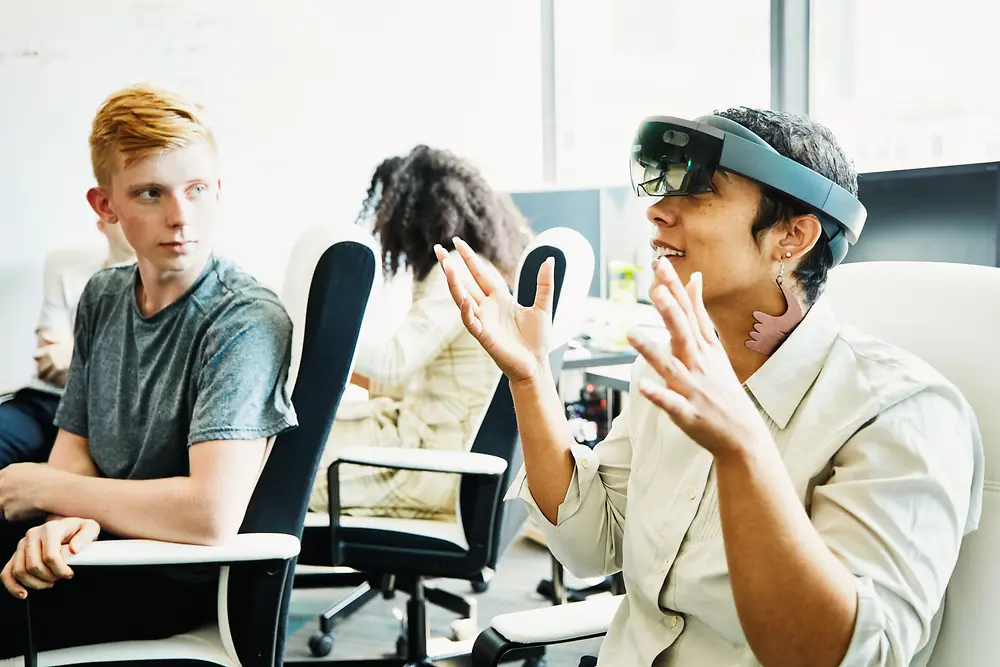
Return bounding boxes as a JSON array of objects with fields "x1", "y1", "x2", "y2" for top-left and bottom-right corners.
[{"x1": 0, "y1": 0, "x2": 543, "y2": 385}]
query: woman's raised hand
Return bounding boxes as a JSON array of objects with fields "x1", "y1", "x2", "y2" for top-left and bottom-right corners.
[{"x1": 434, "y1": 238, "x2": 554, "y2": 384}]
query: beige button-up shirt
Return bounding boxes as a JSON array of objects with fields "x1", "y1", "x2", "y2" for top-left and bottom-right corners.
[{"x1": 509, "y1": 298, "x2": 983, "y2": 666}]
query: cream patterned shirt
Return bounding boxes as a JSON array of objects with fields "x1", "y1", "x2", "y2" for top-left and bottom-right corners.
[
  {"x1": 508, "y1": 298, "x2": 984, "y2": 667},
  {"x1": 350, "y1": 252, "x2": 502, "y2": 450}
]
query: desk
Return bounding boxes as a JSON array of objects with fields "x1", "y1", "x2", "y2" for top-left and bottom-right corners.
[
  {"x1": 562, "y1": 346, "x2": 636, "y2": 371},
  {"x1": 584, "y1": 363, "x2": 631, "y2": 394}
]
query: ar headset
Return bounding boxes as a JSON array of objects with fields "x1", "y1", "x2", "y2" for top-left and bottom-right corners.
[{"x1": 630, "y1": 115, "x2": 867, "y2": 265}]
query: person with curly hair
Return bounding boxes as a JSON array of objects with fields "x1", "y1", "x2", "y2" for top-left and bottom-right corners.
[{"x1": 308, "y1": 145, "x2": 533, "y2": 520}]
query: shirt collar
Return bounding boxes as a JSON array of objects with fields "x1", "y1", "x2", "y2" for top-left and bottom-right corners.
[{"x1": 744, "y1": 296, "x2": 843, "y2": 429}]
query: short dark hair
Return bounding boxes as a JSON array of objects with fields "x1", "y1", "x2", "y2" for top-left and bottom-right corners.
[
  {"x1": 358, "y1": 145, "x2": 531, "y2": 284},
  {"x1": 713, "y1": 107, "x2": 858, "y2": 305}
]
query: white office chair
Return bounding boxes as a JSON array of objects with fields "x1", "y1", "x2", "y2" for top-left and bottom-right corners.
[
  {"x1": 292, "y1": 227, "x2": 594, "y2": 666},
  {"x1": 13, "y1": 223, "x2": 381, "y2": 667},
  {"x1": 472, "y1": 260, "x2": 1000, "y2": 667}
]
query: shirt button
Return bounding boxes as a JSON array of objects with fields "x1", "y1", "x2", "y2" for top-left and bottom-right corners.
[
  {"x1": 688, "y1": 488, "x2": 697, "y2": 500},
  {"x1": 670, "y1": 616, "x2": 679, "y2": 629},
  {"x1": 581, "y1": 459, "x2": 590, "y2": 470}
]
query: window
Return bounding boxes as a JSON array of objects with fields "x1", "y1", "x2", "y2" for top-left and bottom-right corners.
[
  {"x1": 553, "y1": 0, "x2": 771, "y2": 187},
  {"x1": 810, "y1": 0, "x2": 1000, "y2": 172}
]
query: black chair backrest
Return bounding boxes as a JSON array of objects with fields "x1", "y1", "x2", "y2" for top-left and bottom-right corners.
[
  {"x1": 460, "y1": 244, "x2": 567, "y2": 568},
  {"x1": 228, "y1": 238, "x2": 375, "y2": 663},
  {"x1": 239, "y1": 239, "x2": 376, "y2": 539}
]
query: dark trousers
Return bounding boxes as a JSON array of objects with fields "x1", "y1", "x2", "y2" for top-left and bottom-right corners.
[
  {"x1": 0, "y1": 389, "x2": 60, "y2": 469},
  {"x1": 0, "y1": 520, "x2": 218, "y2": 659}
]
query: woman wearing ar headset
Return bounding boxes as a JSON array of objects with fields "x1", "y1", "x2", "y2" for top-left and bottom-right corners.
[{"x1": 436, "y1": 107, "x2": 983, "y2": 667}]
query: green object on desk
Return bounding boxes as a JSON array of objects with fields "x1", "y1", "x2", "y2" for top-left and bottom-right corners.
[{"x1": 607, "y1": 260, "x2": 642, "y2": 350}]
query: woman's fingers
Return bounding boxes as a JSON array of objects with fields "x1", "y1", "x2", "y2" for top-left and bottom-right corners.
[
  {"x1": 628, "y1": 329, "x2": 695, "y2": 397},
  {"x1": 533, "y1": 257, "x2": 555, "y2": 314},
  {"x1": 459, "y1": 294, "x2": 484, "y2": 339},
  {"x1": 652, "y1": 258, "x2": 701, "y2": 341},
  {"x1": 435, "y1": 244, "x2": 485, "y2": 307},
  {"x1": 687, "y1": 272, "x2": 722, "y2": 347},
  {"x1": 649, "y1": 284, "x2": 698, "y2": 369},
  {"x1": 452, "y1": 237, "x2": 504, "y2": 298},
  {"x1": 637, "y1": 378, "x2": 696, "y2": 425}
]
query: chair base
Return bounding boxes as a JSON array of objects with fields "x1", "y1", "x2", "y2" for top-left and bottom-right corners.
[
  {"x1": 536, "y1": 576, "x2": 612, "y2": 604},
  {"x1": 287, "y1": 574, "x2": 542, "y2": 666},
  {"x1": 537, "y1": 553, "x2": 625, "y2": 604}
]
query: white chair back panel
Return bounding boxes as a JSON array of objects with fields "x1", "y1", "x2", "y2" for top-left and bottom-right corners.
[
  {"x1": 824, "y1": 261, "x2": 1000, "y2": 667},
  {"x1": 515, "y1": 227, "x2": 595, "y2": 351}
]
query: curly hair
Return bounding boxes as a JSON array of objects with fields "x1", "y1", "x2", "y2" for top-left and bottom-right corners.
[
  {"x1": 357, "y1": 145, "x2": 532, "y2": 284},
  {"x1": 714, "y1": 107, "x2": 859, "y2": 306}
]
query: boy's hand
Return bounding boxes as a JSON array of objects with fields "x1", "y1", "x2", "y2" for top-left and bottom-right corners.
[
  {"x1": 0, "y1": 463, "x2": 60, "y2": 522},
  {"x1": 1, "y1": 518, "x2": 100, "y2": 598}
]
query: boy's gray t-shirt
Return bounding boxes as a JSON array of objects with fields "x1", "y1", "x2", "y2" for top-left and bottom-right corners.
[{"x1": 55, "y1": 255, "x2": 298, "y2": 480}]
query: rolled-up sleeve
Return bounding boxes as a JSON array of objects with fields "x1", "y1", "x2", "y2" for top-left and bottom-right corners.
[
  {"x1": 504, "y1": 402, "x2": 633, "y2": 578},
  {"x1": 809, "y1": 384, "x2": 984, "y2": 667}
]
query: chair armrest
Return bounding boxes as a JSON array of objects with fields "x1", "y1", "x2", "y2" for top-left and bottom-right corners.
[
  {"x1": 65, "y1": 532, "x2": 300, "y2": 566},
  {"x1": 492, "y1": 594, "x2": 622, "y2": 644},
  {"x1": 472, "y1": 595, "x2": 622, "y2": 667},
  {"x1": 336, "y1": 445, "x2": 508, "y2": 476}
]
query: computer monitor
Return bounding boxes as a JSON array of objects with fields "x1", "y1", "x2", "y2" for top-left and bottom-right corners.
[
  {"x1": 509, "y1": 187, "x2": 604, "y2": 297},
  {"x1": 850, "y1": 161, "x2": 1000, "y2": 267}
]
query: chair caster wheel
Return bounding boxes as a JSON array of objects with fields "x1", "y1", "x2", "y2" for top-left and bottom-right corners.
[
  {"x1": 309, "y1": 632, "x2": 334, "y2": 657},
  {"x1": 396, "y1": 634, "x2": 408, "y2": 657},
  {"x1": 523, "y1": 658, "x2": 546, "y2": 667},
  {"x1": 471, "y1": 579, "x2": 489, "y2": 593}
]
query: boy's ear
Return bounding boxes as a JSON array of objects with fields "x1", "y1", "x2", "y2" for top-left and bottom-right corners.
[{"x1": 87, "y1": 187, "x2": 117, "y2": 223}]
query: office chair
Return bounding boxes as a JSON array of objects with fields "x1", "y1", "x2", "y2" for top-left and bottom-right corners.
[
  {"x1": 292, "y1": 228, "x2": 595, "y2": 666},
  {"x1": 15, "y1": 222, "x2": 380, "y2": 667},
  {"x1": 470, "y1": 260, "x2": 1000, "y2": 667}
]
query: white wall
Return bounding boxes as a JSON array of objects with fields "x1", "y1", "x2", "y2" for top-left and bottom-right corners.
[
  {"x1": 0, "y1": 0, "x2": 543, "y2": 386},
  {"x1": 553, "y1": 0, "x2": 771, "y2": 186}
]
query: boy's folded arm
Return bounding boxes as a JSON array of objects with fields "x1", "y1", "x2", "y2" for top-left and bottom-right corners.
[
  {"x1": 39, "y1": 437, "x2": 267, "y2": 546},
  {"x1": 47, "y1": 429, "x2": 100, "y2": 478},
  {"x1": 40, "y1": 430, "x2": 98, "y2": 522}
]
